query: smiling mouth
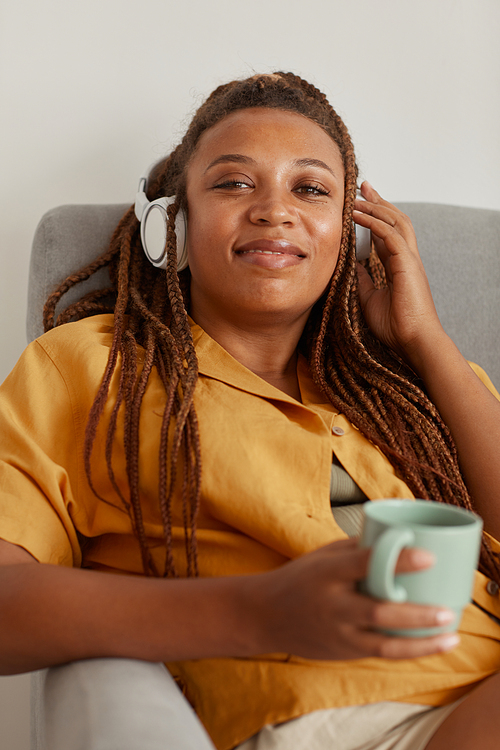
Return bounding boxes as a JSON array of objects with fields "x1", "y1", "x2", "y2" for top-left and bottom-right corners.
[
  {"x1": 237, "y1": 249, "x2": 304, "y2": 257},
  {"x1": 234, "y1": 239, "x2": 306, "y2": 258}
]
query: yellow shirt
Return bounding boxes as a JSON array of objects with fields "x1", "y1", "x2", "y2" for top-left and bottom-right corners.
[{"x1": 1, "y1": 314, "x2": 500, "y2": 750}]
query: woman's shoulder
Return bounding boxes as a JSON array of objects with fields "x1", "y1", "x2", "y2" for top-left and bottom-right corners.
[
  {"x1": 34, "y1": 313, "x2": 116, "y2": 369},
  {"x1": 4, "y1": 314, "x2": 119, "y2": 400},
  {"x1": 36, "y1": 313, "x2": 116, "y2": 350},
  {"x1": 0, "y1": 316, "x2": 120, "y2": 449}
]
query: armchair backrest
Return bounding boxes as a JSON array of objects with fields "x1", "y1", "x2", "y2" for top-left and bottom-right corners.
[
  {"x1": 27, "y1": 203, "x2": 128, "y2": 343},
  {"x1": 396, "y1": 203, "x2": 500, "y2": 388},
  {"x1": 27, "y1": 202, "x2": 500, "y2": 388}
]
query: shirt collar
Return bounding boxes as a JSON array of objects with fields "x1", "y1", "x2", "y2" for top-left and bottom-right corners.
[{"x1": 190, "y1": 319, "x2": 330, "y2": 408}]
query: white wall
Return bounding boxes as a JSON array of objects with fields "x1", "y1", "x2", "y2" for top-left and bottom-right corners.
[
  {"x1": 2, "y1": 0, "x2": 500, "y2": 386},
  {"x1": 1, "y1": 0, "x2": 499, "y2": 746}
]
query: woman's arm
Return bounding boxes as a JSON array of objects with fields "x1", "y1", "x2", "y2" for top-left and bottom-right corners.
[
  {"x1": 355, "y1": 183, "x2": 500, "y2": 538},
  {"x1": 0, "y1": 537, "x2": 458, "y2": 675},
  {"x1": 403, "y1": 334, "x2": 500, "y2": 538}
]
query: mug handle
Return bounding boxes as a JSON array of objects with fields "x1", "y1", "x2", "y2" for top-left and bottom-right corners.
[{"x1": 367, "y1": 527, "x2": 416, "y2": 602}]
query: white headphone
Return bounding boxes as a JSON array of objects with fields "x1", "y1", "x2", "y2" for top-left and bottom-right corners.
[
  {"x1": 354, "y1": 190, "x2": 372, "y2": 261},
  {"x1": 134, "y1": 177, "x2": 189, "y2": 271}
]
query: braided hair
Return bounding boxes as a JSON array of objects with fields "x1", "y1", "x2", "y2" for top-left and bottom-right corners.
[{"x1": 44, "y1": 72, "x2": 500, "y2": 582}]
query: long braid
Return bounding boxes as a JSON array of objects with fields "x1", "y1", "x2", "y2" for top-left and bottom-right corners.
[{"x1": 44, "y1": 71, "x2": 500, "y2": 584}]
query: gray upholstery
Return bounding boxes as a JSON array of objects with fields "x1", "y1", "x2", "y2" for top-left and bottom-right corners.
[
  {"x1": 27, "y1": 203, "x2": 128, "y2": 343},
  {"x1": 396, "y1": 203, "x2": 500, "y2": 388},
  {"x1": 27, "y1": 202, "x2": 500, "y2": 387}
]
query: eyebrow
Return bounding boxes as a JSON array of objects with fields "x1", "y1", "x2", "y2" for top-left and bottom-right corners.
[
  {"x1": 205, "y1": 154, "x2": 255, "y2": 172},
  {"x1": 294, "y1": 158, "x2": 336, "y2": 177},
  {"x1": 205, "y1": 154, "x2": 338, "y2": 178}
]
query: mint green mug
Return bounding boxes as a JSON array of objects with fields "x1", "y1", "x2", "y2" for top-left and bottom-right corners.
[{"x1": 359, "y1": 499, "x2": 483, "y2": 637}]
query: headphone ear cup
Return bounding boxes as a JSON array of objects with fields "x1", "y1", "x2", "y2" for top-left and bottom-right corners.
[
  {"x1": 355, "y1": 224, "x2": 371, "y2": 261},
  {"x1": 140, "y1": 196, "x2": 188, "y2": 271},
  {"x1": 175, "y1": 207, "x2": 188, "y2": 271},
  {"x1": 354, "y1": 189, "x2": 371, "y2": 261}
]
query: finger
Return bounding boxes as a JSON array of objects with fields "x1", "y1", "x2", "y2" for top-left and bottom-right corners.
[
  {"x1": 354, "y1": 203, "x2": 410, "y2": 233},
  {"x1": 353, "y1": 206, "x2": 415, "y2": 252},
  {"x1": 352, "y1": 209, "x2": 398, "y2": 273},
  {"x1": 395, "y1": 546, "x2": 436, "y2": 574},
  {"x1": 313, "y1": 542, "x2": 434, "y2": 583},
  {"x1": 336, "y1": 584, "x2": 455, "y2": 634},
  {"x1": 358, "y1": 181, "x2": 408, "y2": 220},
  {"x1": 366, "y1": 598, "x2": 456, "y2": 633},
  {"x1": 353, "y1": 627, "x2": 461, "y2": 660},
  {"x1": 354, "y1": 184, "x2": 417, "y2": 250},
  {"x1": 359, "y1": 180, "x2": 381, "y2": 202},
  {"x1": 332, "y1": 594, "x2": 460, "y2": 659}
]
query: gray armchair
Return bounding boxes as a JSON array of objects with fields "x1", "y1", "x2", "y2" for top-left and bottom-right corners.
[{"x1": 27, "y1": 202, "x2": 500, "y2": 748}]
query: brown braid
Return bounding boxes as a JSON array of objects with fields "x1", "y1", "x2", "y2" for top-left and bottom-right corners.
[{"x1": 43, "y1": 72, "x2": 500, "y2": 583}]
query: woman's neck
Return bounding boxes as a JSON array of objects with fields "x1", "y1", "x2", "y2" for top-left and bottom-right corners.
[{"x1": 192, "y1": 314, "x2": 304, "y2": 401}]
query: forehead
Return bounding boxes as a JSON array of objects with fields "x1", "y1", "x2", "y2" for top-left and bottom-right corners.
[{"x1": 188, "y1": 107, "x2": 344, "y2": 173}]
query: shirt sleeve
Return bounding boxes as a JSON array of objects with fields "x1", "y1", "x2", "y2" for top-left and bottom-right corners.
[
  {"x1": 0, "y1": 339, "x2": 82, "y2": 566},
  {"x1": 469, "y1": 361, "x2": 500, "y2": 400},
  {"x1": 467, "y1": 362, "x2": 500, "y2": 554}
]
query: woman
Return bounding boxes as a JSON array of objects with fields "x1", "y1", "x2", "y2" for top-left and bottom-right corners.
[{"x1": 1, "y1": 72, "x2": 500, "y2": 750}]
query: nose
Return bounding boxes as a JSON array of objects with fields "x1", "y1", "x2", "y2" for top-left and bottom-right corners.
[{"x1": 248, "y1": 189, "x2": 297, "y2": 226}]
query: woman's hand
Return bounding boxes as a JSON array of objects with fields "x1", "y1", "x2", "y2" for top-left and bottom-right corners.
[
  {"x1": 354, "y1": 182, "x2": 445, "y2": 369},
  {"x1": 251, "y1": 538, "x2": 459, "y2": 661}
]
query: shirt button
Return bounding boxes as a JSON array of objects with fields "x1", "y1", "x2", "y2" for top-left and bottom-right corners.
[
  {"x1": 487, "y1": 580, "x2": 499, "y2": 596},
  {"x1": 332, "y1": 426, "x2": 345, "y2": 436}
]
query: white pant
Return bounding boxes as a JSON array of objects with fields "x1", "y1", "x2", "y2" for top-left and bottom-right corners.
[
  {"x1": 31, "y1": 658, "x2": 216, "y2": 750},
  {"x1": 30, "y1": 657, "x2": 465, "y2": 750}
]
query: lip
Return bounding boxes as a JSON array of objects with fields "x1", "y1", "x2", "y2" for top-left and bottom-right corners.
[
  {"x1": 234, "y1": 239, "x2": 306, "y2": 257},
  {"x1": 233, "y1": 239, "x2": 306, "y2": 269}
]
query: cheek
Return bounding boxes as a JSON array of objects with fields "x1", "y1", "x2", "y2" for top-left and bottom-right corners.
[
  {"x1": 312, "y1": 205, "x2": 343, "y2": 239},
  {"x1": 186, "y1": 208, "x2": 214, "y2": 262},
  {"x1": 187, "y1": 202, "x2": 231, "y2": 248},
  {"x1": 186, "y1": 214, "x2": 234, "y2": 281},
  {"x1": 315, "y1": 217, "x2": 343, "y2": 260}
]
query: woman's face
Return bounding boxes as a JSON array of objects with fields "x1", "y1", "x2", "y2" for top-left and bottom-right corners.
[{"x1": 185, "y1": 107, "x2": 345, "y2": 332}]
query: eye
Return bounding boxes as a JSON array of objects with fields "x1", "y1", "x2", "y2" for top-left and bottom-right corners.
[
  {"x1": 212, "y1": 178, "x2": 253, "y2": 190},
  {"x1": 295, "y1": 183, "x2": 330, "y2": 197}
]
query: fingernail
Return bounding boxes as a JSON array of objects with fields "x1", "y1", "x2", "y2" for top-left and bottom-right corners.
[
  {"x1": 435, "y1": 609, "x2": 456, "y2": 626},
  {"x1": 439, "y1": 634, "x2": 460, "y2": 652}
]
